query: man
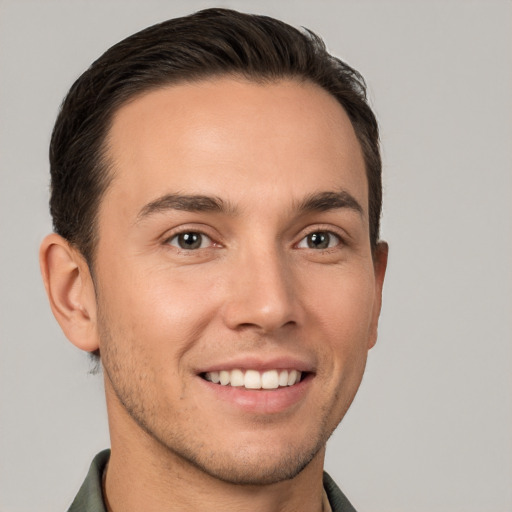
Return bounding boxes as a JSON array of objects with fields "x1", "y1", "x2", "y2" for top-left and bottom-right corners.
[{"x1": 40, "y1": 7, "x2": 387, "y2": 512}]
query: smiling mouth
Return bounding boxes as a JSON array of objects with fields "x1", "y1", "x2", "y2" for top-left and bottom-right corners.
[{"x1": 201, "y1": 369, "x2": 304, "y2": 390}]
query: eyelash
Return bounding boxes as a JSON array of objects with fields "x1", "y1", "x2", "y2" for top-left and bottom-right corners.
[
  {"x1": 164, "y1": 227, "x2": 345, "y2": 253},
  {"x1": 296, "y1": 230, "x2": 343, "y2": 250},
  {"x1": 165, "y1": 231, "x2": 217, "y2": 251}
]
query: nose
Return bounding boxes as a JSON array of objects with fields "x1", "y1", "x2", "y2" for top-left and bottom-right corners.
[{"x1": 221, "y1": 245, "x2": 299, "y2": 333}]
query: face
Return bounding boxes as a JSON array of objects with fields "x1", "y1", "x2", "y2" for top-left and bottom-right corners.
[{"x1": 93, "y1": 77, "x2": 386, "y2": 485}]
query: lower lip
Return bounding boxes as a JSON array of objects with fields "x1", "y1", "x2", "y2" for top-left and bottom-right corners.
[{"x1": 198, "y1": 374, "x2": 313, "y2": 415}]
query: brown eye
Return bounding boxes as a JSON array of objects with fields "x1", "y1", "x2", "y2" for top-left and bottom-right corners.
[
  {"x1": 298, "y1": 231, "x2": 341, "y2": 250},
  {"x1": 168, "y1": 232, "x2": 211, "y2": 250}
]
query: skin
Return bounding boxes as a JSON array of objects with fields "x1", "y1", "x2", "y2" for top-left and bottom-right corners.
[{"x1": 40, "y1": 77, "x2": 387, "y2": 512}]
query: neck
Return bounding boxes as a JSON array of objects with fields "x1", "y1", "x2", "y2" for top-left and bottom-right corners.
[{"x1": 105, "y1": 449, "x2": 326, "y2": 512}]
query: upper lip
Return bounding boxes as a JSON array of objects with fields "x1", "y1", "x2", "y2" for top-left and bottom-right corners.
[{"x1": 196, "y1": 355, "x2": 315, "y2": 374}]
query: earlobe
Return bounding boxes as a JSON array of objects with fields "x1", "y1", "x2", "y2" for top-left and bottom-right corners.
[
  {"x1": 39, "y1": 233, "x2": 99, "y2": 352},
  {"x1": 368, "y1": 241, "x2": 389, "y2": 349}
]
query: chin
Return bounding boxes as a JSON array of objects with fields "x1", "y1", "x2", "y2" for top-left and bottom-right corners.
[{"x1": 164, "y1": 432, "x2": 328, "y2": 486}]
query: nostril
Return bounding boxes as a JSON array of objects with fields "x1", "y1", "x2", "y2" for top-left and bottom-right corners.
[{"x1": 233, "y1": 319, "x2": 297, "y2": 334}]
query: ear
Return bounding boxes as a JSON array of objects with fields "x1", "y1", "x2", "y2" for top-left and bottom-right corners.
[
  {"x1": 368, "y1": 241, "x2": 388, "y2": 349},
  {"x1": 39, "y1": 233, "x2": 99, "y2": 352}
]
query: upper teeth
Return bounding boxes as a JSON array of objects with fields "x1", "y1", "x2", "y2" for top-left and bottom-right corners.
[{"x1": 204, "y1": 369, "x2": 302, "y2": 389}]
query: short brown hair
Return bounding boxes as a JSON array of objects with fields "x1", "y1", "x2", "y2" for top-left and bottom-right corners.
[{"x1": 49, "y1": 7, "x2": 382, "y2": 266}]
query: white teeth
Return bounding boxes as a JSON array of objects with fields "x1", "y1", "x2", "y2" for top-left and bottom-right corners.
[
  {"x1": 261, "y1": 370, "x2": 279, "y2": 389},
  {"x1": 204, "y1": 369, "x2": 302, "y2": 389},
  {"x1": 230, "y1": 369, "x2": 244, "y2": 387},
  {"x1": 244, "y1": 370, "x2": 261, "y2": 389},
  {"x1": 287, "y1": 369, "x2": 298, "y2": 386},
  {"x1": 278, "y1": 370, "x2": 289, "y2": 387},
  {"x1": 219, "y1": 370, "x2": 230, "y2": 385}
]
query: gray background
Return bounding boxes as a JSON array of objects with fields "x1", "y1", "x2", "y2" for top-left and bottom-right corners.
[{"x1": 1, "y1": 1, "x2": 511, "y2": 511}]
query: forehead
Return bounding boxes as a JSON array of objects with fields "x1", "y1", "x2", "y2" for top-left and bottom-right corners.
[{"x1": 102, "y1": 77, "x2": 368, "y2": 219}]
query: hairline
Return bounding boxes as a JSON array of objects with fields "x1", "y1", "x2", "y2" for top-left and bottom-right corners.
[{"x1": 85, "y1": 72, "x2": 375, "y2": 270}]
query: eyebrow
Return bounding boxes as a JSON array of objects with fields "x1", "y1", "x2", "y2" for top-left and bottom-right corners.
[
  {"x1": 136, "y1": 193, "x2": 235, "y2": 222},
  {"x1": 296, "y1": 190, "x2": 363, "y2": 216},
  {"x1": 136, "y1": 189, "x2": 363, "y2": 223}
]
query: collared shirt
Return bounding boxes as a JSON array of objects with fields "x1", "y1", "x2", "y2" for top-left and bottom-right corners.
[{"x1": 68, "y1": 450, "x2": 357, "y2": 512}]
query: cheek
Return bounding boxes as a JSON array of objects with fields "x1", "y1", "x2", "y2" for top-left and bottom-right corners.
[
  {"x1": 96, "y1": 262, "x2": 222, "y2": 367},
  {"x1": 306, "y1": 264, "x2": 376, "y2": 335},
  {"x1": 302, "y1": 264, "x2": 376, "y2": 375}
]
